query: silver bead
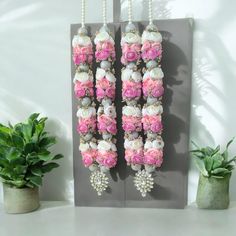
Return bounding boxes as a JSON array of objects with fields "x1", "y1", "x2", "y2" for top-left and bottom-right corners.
[
  {"x1": 78, "y1": 64, "x2": 89, "y2": 72},
  {"x1": 147, "y1": 97, "x2": 158, "y2": 105},
  {"x1": 144, "y1": 164, "x2": 156, "y2": 173},
  {"x1": 147, "y1": 132, "x2": 158, "y2": 139},
  {"x1": 90, "y1": 171, "x2": 109, "y2": 196},
  {"x1": 81, "y1": 97, "x2": 92, "y2": 106},
  {"x1": 78, "y1": 26, "x2": 88, "y2": 36},
  {"x1": 127, "y1": 62, "x2": 137, "y2": 70},
  {"x1": 89, "y1": 164, "x2": 98, "y2": 172},
  {"x1": 131, "y1": 164, "x2": 142, "y2": 171},
  {"x1": 102, "y1": 133, "x2": 112, "y2": 140},
  {"x1": 125, "y1": 23, "x2": 137, "y2": 33},
  {"x1": 146, "y1": 60, "x2": 158, "y2": 69}
]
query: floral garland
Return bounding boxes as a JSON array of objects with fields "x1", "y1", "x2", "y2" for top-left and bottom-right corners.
[
  {"x1": 93, "y1": 27, "x2": 118, "y2": 195},
  {"x1": 140, "y1": 23, "x2": 164, "y2": 195},
  {"x1": 121, "y1": 24, "x2": 146, "y2": 182}
]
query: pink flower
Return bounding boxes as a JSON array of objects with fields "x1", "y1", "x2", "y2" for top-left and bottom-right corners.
[
  {"x1": 73, "y1": 54, "x2": 87, "y2": 65},
  {"x1": 141, "y1": 42, "x2": 162, "y2": 61},
  {"x1": 106, "y1": 87, "x2": 115, "y2": 99},
  {"x1": 97, "y1": 115, "x2": 117, "y2": 135},
  {"x1": 96, "y1": 88, "x2": 105, "y2": 99},
  {"x1": 95, "y1": 50, "x2": 110, "y2": 61},
  {"x1": 121, "y1": 43, "x2": 141, "y2": 65},
  {"x1": 122, "y1": 81, "x2": 141, "y2": 99},
  {"x1": 97, "y1": 151, "x2": 117, "y2": 168},
  {"x1": 125, "y1": 149, "x2": 143, "y2": 165},
  {"x1": 77, "y1": 122, "x2": 88, "y2": 134},
  {"x1": 142, "y1": 115, "x2": 162, "y2": 133},
  {"x1": 144, "y1": 149, "x2": 163, "y2": 167},
  {"x1": 82, "y1": 149, "x2": 97, "y2": 167},
  {"x1": 74, "y1": 86, "x2": 86, "y2": 98},
  {"x1": 122, "y1": 115, "x2": 142, "y2": 132},
  {"x1": 97, "y1": 78, "x2": 110, "y2": 89}
]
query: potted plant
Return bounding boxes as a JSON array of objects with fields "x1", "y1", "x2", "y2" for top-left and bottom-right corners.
[
  {"x1": 191, "y1": 139, "x2": 236, "y2": 209},
  {"x1": 0, "y1": 113, "x2": 63, "y2": 214}
]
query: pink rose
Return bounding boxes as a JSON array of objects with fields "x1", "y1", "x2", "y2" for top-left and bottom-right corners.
[
  {"x1": 107, "y1": 123, "x2": 117, "y2": 134},
  {"x1": 103, "y1": 152, "x2": 117, "y2": 168},
  {"x1": 95, "y1": 50, "x2": 110, "y2": 61},
  {"x1": 106, "y1": 87, "x2": 115, "y2": 99},
  {"x1": 144, "y1": 149, "x2": 163, "y2": 167},
  {"x1": 74, "y1": 86, "x2": 86, "y2": 98},
  {"x1": 73, "y1": 54, "x2": 87, "y2": 65},
  {"x1": 151, "y1": 121, "x2": 163, "y2": 133},
  {"x1": 151, "y1": 86, "x2": 164, "y2": 97},
  {"x1": 77, "y1": 122, "x2": 88, "y2": 134},
  {"x1": 82, "y1": 152, "x2": 94, "y2": 167}
]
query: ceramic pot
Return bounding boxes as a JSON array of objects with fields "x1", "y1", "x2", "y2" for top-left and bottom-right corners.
[
  {"x1": 196, "y1": 174, "x2": 230, "y2": 209},
  {"x1": 3, "y1": 184, "x2": 40, "y2": 214}
]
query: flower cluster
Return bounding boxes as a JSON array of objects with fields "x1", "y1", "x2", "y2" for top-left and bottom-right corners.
[
  {"x1": 94, "y1": 31, "x2": 116, "y2": 62},
  {"x1": 97, "y1": 105, "x2": 117, "y2": 135},
  {"x1": 121, "y1": 32, "x2": 141, "y2": 65},
  {"x1": 122, "y1": 105, "x2": 142, "y2": 132},
  {"x1": 143, "y1": 138, "x2": 164, "y2": 167},
  {"x1": 142, "y1": 104, "x2": 163, "y2": 133},
  {"x1": 121, "y1": 68, "x2": 142, "y2": 101},
  {"x1": 96, "y1": 68, "x2": 116, "y2": 102},
  {"x1": 79, "y1": 140, "x2": 97, "y2": 168},
  {"x1": 142, "y1": 68, "x2": 164, "y2": 99},
  {"x1": 74, "y1": 71, "x2": 94, "y2": 99},
  {"x1": 76, "y1": 107, "x2": 96, "y2": 135},
  {"x1": 141, "y1": 30, "x2": 162, "y2": 63},
  {"x1": 96, "y1": 140, "x2": 118, "y2": 168},
  {"x1": 124, "y1": 137, "x2": 144, "y2": 165},
  {"x1": 72, "y1": 35, "x2": 93, "y2": 65}
]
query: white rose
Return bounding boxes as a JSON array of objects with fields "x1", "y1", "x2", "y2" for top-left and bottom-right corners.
[
  {"x1": 106, "y1": 72, "x2": 116, "y2": 83},
  {"x1": 111, "y1": 143, "x2": 117, "y2": 152},
  {"x1": 142, "y1": 105, "x2": 163, "y2": 116},
  {"x1": 130, "y1": 138, "x2": 143, "y2": 150},
  {"x1": 121, "y1": 68, "x2": 132, "y2": 81},
  {"x1": 141, "y1": 30, "x2": 162, "y2": 43},
  {"x1": 73, "y1": 35, "x2": 91, "y2": 46},
  {"x1": 143, "y1": 71, "x2": 150, "y2": 80},
  {"x1": 150, "y1": 68, "x2": 164, "y2": 80},
  {"x1": 94, "y1": 31, "x2": 110, "y2": 44},
  {"x1": 98, "y1": 140, "x2": 111, "y2": 151},
  {"x1": 74, "y1": 72, "x2": 91, "y2": 83},
  {"x1": 132, "y1": 71, "x2": 142, "y2": 82},
  {"x1": 90, "y1": 141, "x2": 97, "y2": 150},
  {"x1": 96, "y1": 68, "x2": 106, "y2": 80},
  {"x1": 79, "y1": 142, "x2": 90, "y2": 152},
  {"x1": 144, "y1": 140, "x2": 153, "y2": 149},
  {"x1": 77, "y1": 107, "x2": 96, "y2": 119},
  {"x1": 104, "y1": 105, "x2": 116, "y2": 118},
  {"x1": 124, "y1": 139, "x2": 130, "y2": 149},
  {"x1": 152, "y1": 139, "x2": 164, "y2": 149},
  {"x1": 122, "y1": 32, "x2": 141, "y2": 44},
  {"x1": 123, "y1": 106, "x2": 141, "y2": 117}
]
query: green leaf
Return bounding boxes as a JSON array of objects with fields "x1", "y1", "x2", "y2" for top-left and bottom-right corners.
[
  {"x1": 5, "y1": 147, "x2": 21, "y2": 162},
  {"x1": 31, "y1": 166, "x2": 43, "y2": 176},
  {"x1": 204, "y1": 156, "x2": 214, "y2": 172},
  {"x1": 27, "y1": 176, "x2": 42, "y2": 187},
  {"x1": 28, "y1": 113, "x2": 40, "y2": 122},
  {"x1": 24, "y1": 143, "x2": 35, "y2": 154},
  {"x1": 194, "y1": 157, "x2": 208, "y2": 176},
  {"x1": 39, "y1": 137, "x2": 56, "y2": 148},
  {"x1": 41, "y1": 162, "x2": 59, "y2": 173},
  {"x1": 226, "y1": 137, "x2": 235, "y2": 149},
  {"x1": 21, "y1": 123, "x2": 33, "y2": 143},
  {"x1": 211, "y1": 168, "x2": 231, "y2": 175},
  {"x1": 212, "y1": 153, "x2": 224, "y2": 169},
  {"x1": 11, "y1": 133, "x2": 24, "y2": 150},
  {"x1": 52, "y1": 154, "x2": 63, "y2": 160}
]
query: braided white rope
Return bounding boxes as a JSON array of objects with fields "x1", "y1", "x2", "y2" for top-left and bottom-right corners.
[
  {"x1": 128, "y1": 0, "x2": 132, "y2": 24},
  {"x1": 148, "y1": 0, "x2": 153, "y2": 25},
  {"x1": 81, "y1": 0, "x2": 85, "y2": 27},
  {"x1": 102, "y1": 0, "x2": 107, "y2": 26}
]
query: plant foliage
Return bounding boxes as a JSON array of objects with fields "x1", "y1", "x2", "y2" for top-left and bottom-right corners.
[
  {"x1": 191, "y1": 138, "x2": 236, "y2": 178},
  {"x1": 0, "y1": 113, "x2": 63, "y2": 188}
]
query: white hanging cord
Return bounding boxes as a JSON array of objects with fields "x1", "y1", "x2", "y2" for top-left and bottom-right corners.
[
  {"x1": 81, "y1": 0, "x2": 85, "y2": 27},
  {"x1": 148, "y1": 0, "x2": 153, "y2": 25},
  {"x1": 102, "y1": 0, "x2": 107, "y2": 26},
  {"x1": 128, "y1": 0, "x2": 132, "y2": 24}
]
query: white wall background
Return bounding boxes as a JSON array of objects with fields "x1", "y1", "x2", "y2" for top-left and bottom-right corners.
[{"x1": 0, "y1": 0, "x2": 236, "y2": 205}]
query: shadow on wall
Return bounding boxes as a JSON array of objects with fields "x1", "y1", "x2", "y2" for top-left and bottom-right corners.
[{"x1": 0, "y1": 89, "x2": 73, "y2": 202}]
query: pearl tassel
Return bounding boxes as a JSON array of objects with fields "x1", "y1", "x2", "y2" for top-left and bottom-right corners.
[
  {"x1": 102, "y1": 0, "x2": 107, "y2": 26},
  {"x1": 128, "y1": 0, "x2": 132, "y2": 24},
  {"x1": 81, "y1": 0, "x2": 85, "y2": 27},
  {"x1": 148, "y1": 0, "x2": 153, "y2": 25}
]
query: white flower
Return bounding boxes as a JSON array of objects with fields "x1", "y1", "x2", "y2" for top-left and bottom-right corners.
[
  {"x1": 144, "y1": 140, "x2": 153, "y2": 149},
  {"x1": 79, "y1": 142, "x2": 90, "y2": 152},
  {"x1": 142, "y1": 105, "x2": 163, "y2": 116},
  {"x1": 123, "y1": 106, "x2": 141, "y2": 117},
  {"x1": 111, "y1": 143, "x2": 117, "y2": 152},
  {"x1": 72, "y1": 35, "x2": 91, "y2": 47},
  {"x1": 98, "y1": 140, "x2": 112, "y2": 151},
  {"x1": 74, "y1": 72, "x2": 92, "y2": 83},
  {"x1": 104, "y1": 105, "x2": 116, "y2": 118},
  {"x1": 90, "y1": 141, "x2": 97, "y2": 149},
  {"x1": 141, "y1": 30, "x2": 162, "y2": 43},
  {"x1": 121, "y1": 68, "x2": 132, "y2": 81},
  {"x1": 94, "y1": 31, "x2": 110, "y2": 44},
  {"x1": 77, "y1": 107, "x2": 96, "y2": 119},
  {"x1": 96, "y1": 68, "x2": 106, "y2": 80},
  {"x1": 143, "y1": 71, "x2": 150, "y2": 80},
  {"x1": 150, "y1": 68, "x2": 164, "y2": 80},
  {"x1": 152, "y1": 139, "x2": 164, "y2": 149},
  {"x1": 124, "y1": 138, "x2": 143, "y2": 149},
  {"x1": 132, "y1": 71, "x2": 142, "y2": 82},
  {"x1": 106, "y1": 72, "x2": 116, "y2": 83},
  {"x1": 121, "y1": 32, "x2": 141, "y2": 45}
]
